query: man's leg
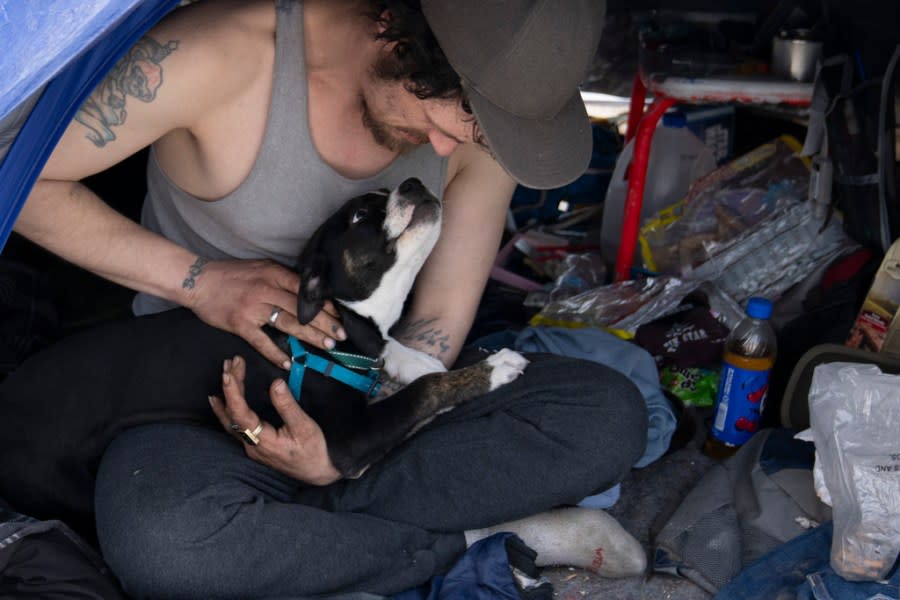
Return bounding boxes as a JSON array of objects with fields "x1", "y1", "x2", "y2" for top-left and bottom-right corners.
[
  {"x1": 95, "y1": 353, "x2": 648, "y2": 597},
  {"x1": 313, "y1": 354, "x2": 647, "y2": 528},
  {"x1": 94, "y1": 424, "x2": 464, "y2": 599},
  {"x1": 301, "y1": 353, "x2": 649, "y2": 573}
]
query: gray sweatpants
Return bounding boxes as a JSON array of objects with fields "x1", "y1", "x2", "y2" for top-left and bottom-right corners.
[{"x1": 94, "y1": 353, "x2": 648, "y2": 599}]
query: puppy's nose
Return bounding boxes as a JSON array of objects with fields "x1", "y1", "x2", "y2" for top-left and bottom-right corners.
[{"x1": 398, "y1": 178, "x2": 425, "y2": 195}]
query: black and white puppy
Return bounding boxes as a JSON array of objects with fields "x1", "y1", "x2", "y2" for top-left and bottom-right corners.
[
  {"x1": 0, "y1": 178, "x2": 526, "y2": 539},
  {"x1": 293, "y1": 177, "x2": 449, "y2": 384},
  {"x1": 276, "y1": 176, "x2": 529, "y2": 475}
]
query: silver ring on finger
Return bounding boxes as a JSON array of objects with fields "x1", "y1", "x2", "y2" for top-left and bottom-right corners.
[{"x1": 268, "y1": 307, "x2": 282, "y2": 326}]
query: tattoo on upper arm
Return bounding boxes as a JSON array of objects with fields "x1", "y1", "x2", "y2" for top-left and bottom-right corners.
[
  {"x1": 392, "y1": 318, "x2": 451, "y2": 359},
  {"x1": 182, "y1": 257, "x2": 209, "y2": 290},
  {"x1": 75, "y1": 36, "x2": 179, "y2": 147}
]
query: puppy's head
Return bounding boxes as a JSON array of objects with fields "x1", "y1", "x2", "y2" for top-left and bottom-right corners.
[{"x1": 296, "y1": 178, "x2": 442, "y2": 333}]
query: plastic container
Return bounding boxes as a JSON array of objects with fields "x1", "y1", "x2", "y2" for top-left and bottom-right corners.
[
  {"x1": 704, "y1": 297, "x2": 778, "y2": 459},
  {"x1": 600, "y1": 111, "x2": 716, "y2": 266}
]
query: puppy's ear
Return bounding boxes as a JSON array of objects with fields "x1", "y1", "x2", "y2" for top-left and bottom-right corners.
[{"x1": 297, "y1": 255, "x2": 329, "y2": 325}]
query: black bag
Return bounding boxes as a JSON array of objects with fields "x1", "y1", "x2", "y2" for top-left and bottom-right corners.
[
  {"x1": 805, "y1": 45, "x2": 900, "y2": 252},
  {"x1": 0, "y1": 498, "x2": 126, "y2": 599},
  {"x1": 0, "y1": 257, "x2": 59, "y2": 381}
]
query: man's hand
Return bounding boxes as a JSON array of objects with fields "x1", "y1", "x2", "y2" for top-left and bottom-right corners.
[
  {"x1": 185, "y1": 258, "x2": 346, "y2": 369},
  {"x1": 208, "y1": 355, "x2": 341, "y2": 486}
]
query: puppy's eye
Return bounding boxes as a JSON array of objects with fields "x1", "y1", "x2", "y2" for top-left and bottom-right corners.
[{"x1": 351, "y1": 208, "x2": 368, "y2": 224}]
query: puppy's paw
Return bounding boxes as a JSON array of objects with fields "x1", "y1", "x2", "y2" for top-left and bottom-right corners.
[
  {"x1": 382, "y1": 338, "x2": 447, "y2": 385},
  {"x1": 486, "y1": 348, "x2": 529, "y2": 391}
]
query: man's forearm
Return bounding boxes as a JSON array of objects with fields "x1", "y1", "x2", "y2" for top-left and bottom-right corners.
[
  {"x1": 372, "y1": 314, "x2": 462, "y2": 399},
  {"x1": 15, "y1": 179, "x2": 202, "y2": 306},
  {"x1": 390, "y1": 316, "x2": 455, "y2": 366}
]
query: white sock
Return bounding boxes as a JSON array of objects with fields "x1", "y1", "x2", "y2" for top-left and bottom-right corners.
[{"x1": 464, "y1": 507, "x2": 646, "y2": 577}]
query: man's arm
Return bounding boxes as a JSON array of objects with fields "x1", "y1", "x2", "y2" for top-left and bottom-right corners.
[
  {"x1": 393, "y1": 143, "x2": 516, "y2": 368},
  {"x1": 14, "y1": 1, "x2": 343, "y2": 367},
  {"x1": 17, "y1": 8, "x2": 224, "y2": 300}
]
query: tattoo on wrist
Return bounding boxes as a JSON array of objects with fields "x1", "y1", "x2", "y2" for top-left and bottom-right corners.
[
  {"x1": 182, "y1": 257, "x2": 209, "y2": 290},
  {"x1": 392, "y1": 318, "x2": 451, "y2": 359},
  {"x1": 75, "y1": 36, "x2": 179, "y2": 147}
]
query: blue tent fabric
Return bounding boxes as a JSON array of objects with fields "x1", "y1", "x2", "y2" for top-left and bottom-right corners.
[
  {"x1": 1, "y1": 1, "x2": 141, "y2": 120},
  {"x1": 0, "y1": 0, "x2": 180, "y2": 250}
]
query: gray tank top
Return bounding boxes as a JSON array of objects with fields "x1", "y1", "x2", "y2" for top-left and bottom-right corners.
[{"x1": 136, "y1": 0, "x2": 447, "y2": 314}]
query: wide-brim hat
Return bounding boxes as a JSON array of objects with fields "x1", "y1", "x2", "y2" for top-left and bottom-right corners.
[{"x1": 421, "y1": 0, "x2": 606, "y2": 190}]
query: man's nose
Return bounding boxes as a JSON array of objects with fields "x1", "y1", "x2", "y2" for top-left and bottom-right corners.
[{"x1": 427, "y1": 130, "x2": 460, "y2": 157}]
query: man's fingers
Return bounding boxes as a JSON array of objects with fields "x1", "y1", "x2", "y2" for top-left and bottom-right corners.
[
  {"x1": 229, "y1": 355, "x2": 247, "y2": 392},
  {"x1": 268, "y1": 287, "x2": 305, "y2": 323},
  {"x1": 269, "y1": 264, "x2": 302, "y2": 295},
  {"x1": 263, "y1": 261, "x2": 334, "y2": 322},
  {"x1": 208, "y1": 394, "x2": 232, "y2": 430},
  {"x1": 304, "y1": 309, "x2": 346, "y2": 343},
  {"x1": 221, "y1": 356, "x2": 259, "y2": 425},
  {"x1": 211, "y1": 360, "x2": 340, "y2": 485},
  {"x1": 243, "y1": 325, "x2": 292, "y2": 369},
  {"x1": 269, "y1": 379, "x2": 317, "y2": 436},
  {"x1": 321, "y1": 300, "x2": 340, "y2": 319},
  {"x1": 267, "y1": 307, "x2": 345, "y2": 352}
]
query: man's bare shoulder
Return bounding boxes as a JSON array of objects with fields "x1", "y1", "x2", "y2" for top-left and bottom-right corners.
[
  {"x1": 165, "y1": 0, "x2": 276, "y2": 31},
  {"x1": 156, "y1": 0, "x2": 276, "y2": 73},
  {"x1": 39, "y1": 0, "x2": 278, "y2": 182}
]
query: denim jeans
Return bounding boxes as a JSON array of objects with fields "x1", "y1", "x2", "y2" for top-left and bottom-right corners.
[{"x1": 714, "y1": 522, "x2": 900, "y2": 600}]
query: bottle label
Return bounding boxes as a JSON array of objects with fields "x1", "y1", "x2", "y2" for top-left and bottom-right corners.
[{"x1": 710, "y1": 356, "x2": 772, "y2": 447}]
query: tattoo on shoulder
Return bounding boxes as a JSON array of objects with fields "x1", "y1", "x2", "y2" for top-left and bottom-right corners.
[
  {"x1": 75, "y1": 36, "x2": 180, "y2": 147},
  {"x1": 182, "y1": 257, "x2": 209, "y2": 290},
  {"x1": 392, "y1": 318, "x2": 451, "y2": 359}
]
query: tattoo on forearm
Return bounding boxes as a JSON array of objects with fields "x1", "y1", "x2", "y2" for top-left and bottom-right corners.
[
  {"x1": 75, "y1": 36, "x2": 179, "y2": 147},
  {"x1": 372, "y1": 319, "x2": 452, "y2": 402},
  {"x1": 392, "y1": 318, "x2": 452, "y2": 358},
  {"x1": 182, "y1": 257, "x2": 209, "y2": 290}
]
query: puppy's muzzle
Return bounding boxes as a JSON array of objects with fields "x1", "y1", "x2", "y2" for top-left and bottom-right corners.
[{"x1": 384, "y1": 178, "x2": 441, "y2": 239}]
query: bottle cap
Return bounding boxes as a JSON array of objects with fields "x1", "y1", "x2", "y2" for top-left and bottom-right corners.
[{"x1": 746, "y1": 297, "x2": 773, "y2": 320}]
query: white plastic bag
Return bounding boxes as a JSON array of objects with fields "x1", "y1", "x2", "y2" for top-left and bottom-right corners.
[{"x1": 805, "y1": 362, "x2": 900, "y2": 581}]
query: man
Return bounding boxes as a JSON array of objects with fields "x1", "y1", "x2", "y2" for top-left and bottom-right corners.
[{"x1": 14, "y1": 0, "x2": 650, "y2": 596}]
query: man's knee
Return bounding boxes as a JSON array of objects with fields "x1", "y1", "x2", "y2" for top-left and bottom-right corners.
[
  {"x1": 583, "y1": 360, "x2": 649, "y2": 467},
  {"x1": 518, "y1": 355, "x2": 649, "y2": 472},
  {"x1": 95, "y1": 426, "x2": 250, "y2": 596}
]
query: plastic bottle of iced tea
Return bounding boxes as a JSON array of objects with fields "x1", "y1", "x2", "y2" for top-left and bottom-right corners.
[{"x1": 704, "y1": 297, "x2": 777, "y2": 460}]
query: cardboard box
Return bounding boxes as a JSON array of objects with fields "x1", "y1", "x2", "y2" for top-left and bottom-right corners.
[{"x1": 847, "y1": 239, "x2": 900, "y2": 354}]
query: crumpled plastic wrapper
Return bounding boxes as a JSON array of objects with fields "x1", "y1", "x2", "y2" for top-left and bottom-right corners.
[
  {"x1": 639, "y1": 136, "x2": 857, "y2": 304},
  {"x1": 531, "y1": 276, "x2": 688, "y2": 335},
  {"x1": 531, "y1": 276, "x2": 743, "y2": 337},
  {"x1": 686, "y1": 200, "x2": 856, "y2": 305},
  {"x1": 547, "y1": 252, "x2": 608, "y2": 303},
  {"x1": 640, "y1": 136, "x2": 812, "y2": 275}
]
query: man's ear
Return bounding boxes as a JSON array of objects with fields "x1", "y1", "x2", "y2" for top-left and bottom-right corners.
[{"x1": 296, "y1": 254, "x2": 330, "y2": 325}]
